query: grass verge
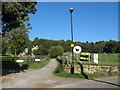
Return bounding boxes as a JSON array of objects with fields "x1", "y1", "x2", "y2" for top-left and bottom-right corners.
[{"x1": 28, "y1": 59, "x2": 50, "y2": 69}]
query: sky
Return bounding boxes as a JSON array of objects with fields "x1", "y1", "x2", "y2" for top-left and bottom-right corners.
[{"x1": 28, "y1": 2, "x2": 118, "y2": 43}]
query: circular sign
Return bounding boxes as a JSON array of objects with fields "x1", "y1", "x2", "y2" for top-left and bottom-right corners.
[{"x1": 73, "y1": 46, "x2": 82, "y2": 54}]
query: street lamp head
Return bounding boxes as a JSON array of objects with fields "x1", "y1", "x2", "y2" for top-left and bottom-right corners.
[{"x1": 70, "y1": 8, "x2": 74, "y2": 13}]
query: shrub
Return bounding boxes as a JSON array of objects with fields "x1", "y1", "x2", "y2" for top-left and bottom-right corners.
[
  {"x1": 53, "y1": 59, "x2": 63, "y2": 73},
  {"x1": 49, "y1": 46, "x2": 64, "y2": 58},
  {"x1": 33, "y1": 45, "x2": 48, "y2": 55}
]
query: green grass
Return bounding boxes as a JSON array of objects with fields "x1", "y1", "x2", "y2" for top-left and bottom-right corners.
[
  {"x1": 63, "y1": 52, "x2": 71, "y2": 55},
  {"x1": 54, "y1": 72, "x2": 85, "y2": 78},
  {"x1": 99, "y1": 54, "x2": 118, "y2": 65},
  {"x1": 54, "y1": 72, "x2": 119, "y2": 79},
  {"x1": 28, "y1": 59, "x2": 50, "y2": 69}
]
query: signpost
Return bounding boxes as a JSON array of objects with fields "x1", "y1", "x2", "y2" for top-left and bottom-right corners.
[
  {"x1": 73, "y1": 46, "x2": 82, "y2": 54},
  {"x1": 94, "y1": 54, "x2": 98, "y2": 64},
  {"x1": 16, "y1": 60, "x2": 25, "y2": 62},
  {"x1": 73, "y1": 46, "x2": 82, "y2": 61},
  {"x1": 35, "y1": 59, "x2": 41, "y2": 63}
]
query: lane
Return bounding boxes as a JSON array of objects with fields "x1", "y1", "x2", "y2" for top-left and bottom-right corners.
[{"x1": 2, "y1": 59, "x2": 57, "y2": 88}]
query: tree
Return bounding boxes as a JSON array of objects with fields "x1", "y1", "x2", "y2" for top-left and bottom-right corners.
[
  {"x1": 2, "y1": 38, "x2": 8, "y2": 55},
  {"x1": 5, "y1": 24, "x2": 29, "y2": 56},
  {"x1": 49, "y1": 46, "x2": 64, "y2": 58},
  {"x1": 27, "y1": 40, "x2": 32, "y2": 55},
  {"x1": 64, "y1": 40, "x2": 71, "y2": 52},
  {"x1": 33, "y1": 37, "x2": 40, "y2": 46},
  {"x1": 115, "y1": 41, "x2": 120, "y2": 53},
  {"x1": 103, "y1": 40, "x2": 117, "y2": 53},
  {"x1": 2, "y1": 2, "x2": 37, "y2": 34},
  {"x1": 93, "y1": 41, "x2": 105, "y2": 53},
  {"x1": 33, "y1": 45, "x2": 48, "y2": 55}
]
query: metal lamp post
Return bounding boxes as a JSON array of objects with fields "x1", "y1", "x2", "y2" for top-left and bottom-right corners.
[{"x1": 70, "y1": 8, "x2": 74, "y2": 74}]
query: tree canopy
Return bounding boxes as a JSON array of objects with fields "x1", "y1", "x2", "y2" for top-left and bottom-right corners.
[
  {"x1": 2, "y1": 2, "x2": 37, "y2": 34},
  {"x1": 32, "y1": 38, "x2": 119, "y2": 54},
  {"x1": 4, "y1": 24, "x2": 29, "y2": 56},
  {"x1": 49, "y1": 46, "x2": 64, "y2": 58}
]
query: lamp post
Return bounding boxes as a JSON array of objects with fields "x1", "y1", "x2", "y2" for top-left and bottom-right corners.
[{"x1": 69, "y1": 8, "x2": 74, "y2": 74}]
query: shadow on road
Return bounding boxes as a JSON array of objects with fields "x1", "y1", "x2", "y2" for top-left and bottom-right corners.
[
  {"x1": 77, "y1": 61, "x2": 89, "y2": 79},
  {"x1": 88, "y1": 78, "x2": 120, "y2": 87},
  {"x1": 2, "y1": 61, "x2": 28, "y2": 76},
  {"x1": 77, "y1": 61, "x2": 119, "y2": 87}
]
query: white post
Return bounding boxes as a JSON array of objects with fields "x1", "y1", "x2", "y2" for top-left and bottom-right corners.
[
  {"x1": 94, "y1": 54, "x2": 98, "y2": 64},
  {"x1": 88, "y1": 54, "x2": 90, "y2": 63}
]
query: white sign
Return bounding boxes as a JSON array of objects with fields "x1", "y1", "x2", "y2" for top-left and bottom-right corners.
[
  {"x1": 94, "y1": 54, "x2": 98, "y2": 64},
  {"x1": 73, "y1": 46, "x2": 82, "y2": 54},
  {"x1": 35, "y1": 59, "x2": 41, "y2": 62},
  {"x1": 16, "y1": 60, "x2": 25, "y2": 62}
]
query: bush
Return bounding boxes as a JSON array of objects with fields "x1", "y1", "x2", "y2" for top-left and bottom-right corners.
[
  {"x1": 53, "y1": 59, "x2": 64, "y2": 73},
  {"x1": 33, "y1": 45, "x2": 48, "y2": 55},
  {"x1": 49, "y1": 46, "x2": 64, "y2": 58}
]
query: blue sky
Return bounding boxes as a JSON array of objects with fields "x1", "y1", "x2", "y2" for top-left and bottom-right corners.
[{"x1": 28, "y1": 2, "x2": 118, "y2": 43}]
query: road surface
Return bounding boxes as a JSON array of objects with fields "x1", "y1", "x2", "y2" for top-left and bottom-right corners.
[
  {"x1": 2, "y1": 59, "x2": 119, "y2": 89},
  {"x1": 2, "y1": 59, "x2": 57, "y2": 88},
  {"x1": 53, "y1": 76, "x2": 119, "y2": 88}
]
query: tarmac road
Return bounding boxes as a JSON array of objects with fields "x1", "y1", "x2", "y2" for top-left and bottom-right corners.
[
  {"x1": 2, "y1": 59, "x2": 57, "y2": 88},
  {"x1": 52, "y1": 76, "x2": 119, "y2": 88}
]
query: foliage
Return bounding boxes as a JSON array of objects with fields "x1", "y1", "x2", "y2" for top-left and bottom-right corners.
[
  {"x1": 27, "y1": 41, "x2": 32, "y2": 55},
  {"x1": 4, "y1": 24, "x2": 29, "y2": 56},
  {"x1": 2, "y1": 2, "x2": 37, "y2": 34},
  {"x1": 103, "y1": 40, "x2": 118, "y2": 53},
  {"x1": 2, "y1": 38, "x2": 8, "y2": 55},
  {"x1": 49, "y1": 46, "x2": 64, "y2": 58},
  {"x1": 33, "y1": 45, "x2": 49, "y2": 55},
  {"x1": 1, "y1": 2, "x2": 37, "y2": 56},
  {"x1": 53, "y1": 59, "x2": 64, "y2": 73},
  {"x1": 32, "y1": 38, "x2": 119, "y2": 54},
  {"x1": 2, "y1": 36, "x2": 119, "y2": 56}
]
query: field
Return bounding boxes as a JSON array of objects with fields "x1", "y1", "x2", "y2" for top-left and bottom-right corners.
[
  {"x1": 63, "y1": 52, "x2": 119, "y2": 65},
  {"x1": 98, "y1": 54, "x2": 118, "y2": 65}
]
